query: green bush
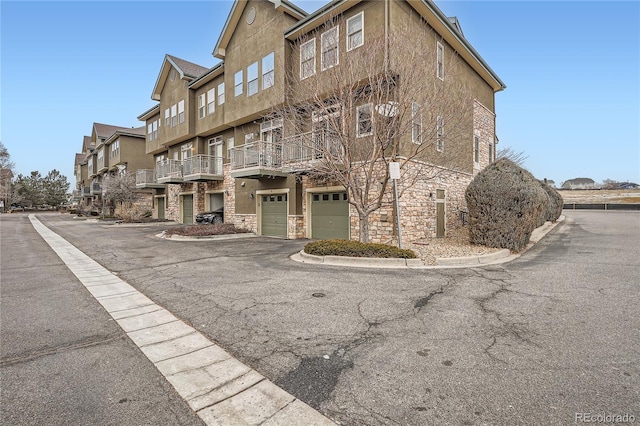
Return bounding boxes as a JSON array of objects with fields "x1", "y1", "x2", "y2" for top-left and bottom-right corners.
[
  {"x1": 304, "y1": 239, "x2": 417, "y2": 259},
  {"x1": 465, "y1": 159, "x2": 547, "y2": 251},
  {"x1": 541, "y1": 183, "x2": 563, "y2": 222}
]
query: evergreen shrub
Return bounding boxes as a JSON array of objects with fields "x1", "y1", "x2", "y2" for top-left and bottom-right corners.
[{"x1": 465, "y1": 159, "x2": 547, "y2": 251}]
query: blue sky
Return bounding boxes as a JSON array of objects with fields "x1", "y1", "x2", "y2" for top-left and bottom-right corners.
[{"x1": 2, "y1": 0, "x2": 638, "y2": 187}]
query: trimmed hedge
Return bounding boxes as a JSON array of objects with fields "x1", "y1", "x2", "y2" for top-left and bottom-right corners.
[
  {"x1": 165, "y1": 223, "x2": 251, "y2": 237},
  {"x1": 541, "y1": 183, "x2": 563, "y2": 222},
  {"x1": 304, "y1": 239, "x2": 417, "y2": 259},
  {"x1": 465, "y1": 159, "x2": 547, "y2": 251}
]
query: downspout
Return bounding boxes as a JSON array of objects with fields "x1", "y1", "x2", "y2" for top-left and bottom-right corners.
[{"x1": 384, "y1": 0, "x2": 390, "y2": 74}]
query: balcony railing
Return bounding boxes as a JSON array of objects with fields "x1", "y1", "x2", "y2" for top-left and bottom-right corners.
[
  {"x1": 229, "y1": 130, "x2": 342, "y2": 175},
  {"x1": 135, "y1": 169, "x2": 164, "y2": 188},
  {"x1": 82, "y1": 186, "x2": 91, "y2": 195},
  {"x1": 91, "y1": 182, "x2": 101, "y2": 195},
  {"x1": 157, "y1": 159, "x2": 183, "y2": 183},
  {"x1": 182, "y1": 155, "x2": 223, "y2": 180}
]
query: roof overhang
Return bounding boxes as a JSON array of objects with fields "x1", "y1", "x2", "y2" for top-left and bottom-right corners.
[
  {"x1": 213, "y1": 0, "x2": 307, "y2": 60},
  {"x1": 189, "y1": 62, "x2": 225, "y2": 90},
  {"x1": 137, "y1": 104, "x2": 160, "y2": 121}
]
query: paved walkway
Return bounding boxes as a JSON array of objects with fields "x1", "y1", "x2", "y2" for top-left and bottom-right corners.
[{"x1": 29, "y1": 215, "x2": 335, "y2": 426}]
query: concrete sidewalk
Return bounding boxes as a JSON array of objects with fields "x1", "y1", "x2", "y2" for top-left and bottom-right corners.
[{"x1": 28, "y1": 214, "x2": 335, "y2": 426}]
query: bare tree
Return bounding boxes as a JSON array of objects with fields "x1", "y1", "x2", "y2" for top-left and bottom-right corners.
[
  {"x1": 0, "y1": 141, "x2": 15, "y2": 211},
  {"x1": 497, "y1": 146, "x2": 528, "y2": 167},
  {"x1": 271, "y1": 20, "x2": 473, "y2": 242},
  {"x1": 102, "y1": 171, "x2": 138, "y2": 217}
]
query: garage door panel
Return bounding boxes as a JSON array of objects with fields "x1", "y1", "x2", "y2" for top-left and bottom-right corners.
[
  {"x1": 311, "y1": 192, "x2": 349, "y2": 240},
  {"x1": 261, "y1": 194, "x2": 287, "y2": 237},
  {"x1": 182, "y1": 195, "x2": 193, "y2": 225}
]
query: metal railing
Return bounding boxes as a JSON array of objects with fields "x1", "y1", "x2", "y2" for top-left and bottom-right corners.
[
  {"x1": 182, "y1": 155, "x2": 223, "y2": 176},
  {"x1": 156, "y1": 159, "x2": 183, "y2": 179},
  {"x1": 136, "y1": 169, "x2": 158, "y2": 185},
  {"x1": 230, "y1": 130, "x2": 342, "y2": 171}
]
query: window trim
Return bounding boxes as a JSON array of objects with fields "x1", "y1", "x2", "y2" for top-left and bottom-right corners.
[
  {"x1": 346, "y1": 12, "x2": 364, "y2": 51},
  {"x1": 300, "y1": 38, "x2": 316, "y2": 80},
  {"x1": 234, "y1": 70, "x2": 243, "y2": 97},
  {"x1": 207, "y1": 88, "x2": 215, "y2": 114},
  {"x1": 474, "y1": 133, "x2": 480, "y2": 164},
  {"x1": 356, "y1": 103, "x2": 373, "y2": 138},
  {"x1": 321, "y1": 26, "x2": 339, "y2": 71},
  {"x1": 171, "y1": 104, "x2": 177, "y2": 127},
  {"x1": 247, "y1": 61, "x2": 258, "y2": 96},
  {"x1": 217, "y1": 82, "x2": 225, "y2": 105},
  {"x1": 411, "y1": 102, "x2": 422, "y2": 144},
  {"x1": 436, "y1": 115, "x2": 444, "y2": 152},
  {"x1": 164, "y1": 108, "x2": 170, "y2": 126},
  {"x1": 262, "y1": 52, "x2": 275, "y2": 90},
  {"x1": 178, "y1": 100, "x2": 185, "y2": 124},
  {"x1": 436, "y1": 41, "x2": 444, "y2": 80},
  {"x1": 198, "y1": 93, "x2": 206, "y2": 119}
]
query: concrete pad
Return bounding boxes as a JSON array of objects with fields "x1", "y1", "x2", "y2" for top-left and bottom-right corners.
[
  {"x1": 261, "y1": 399, "x2": 336, "y2": 426},
  {"x1": 165, "y1": 357, "x2": 252, "y2": 401},
  {"x1": 155, "y1": 345, "x2": 232, "y2": 376},
  {"x1": 97, "y1": 292, "x2": 155, "y2": 313},
  {"x1": 78, "y1": 275, "x2": 124, "y2": 287},
  {"x1": 127, "y1": 320, "x2": 195, "y2": 347},
  {"x1": 85, "y1": 282, "x2": 137, "y2": 298},
  {"x1": 110, "y1": 304, "x2": 163, "y2": 320},
  {"x1": 197, "y1": 380, "x2": 295, "y2": 426},
  {"x1": 189, "y1": 370, "x2": 264, "y2": 412},
  {"x1": 139, "y1": 332, "x2": 214, "y2": 363},
  {"x1": 116, "y1": 309, "x2": 180, "y2": 333}
]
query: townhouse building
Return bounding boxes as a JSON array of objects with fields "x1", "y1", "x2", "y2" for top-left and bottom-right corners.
[
  {"x1": 74, "y1": 123, "x2": 154, "y2": 213},
  {"x1": 133, "y1": 0, "x2": 504, "y2": 243}
]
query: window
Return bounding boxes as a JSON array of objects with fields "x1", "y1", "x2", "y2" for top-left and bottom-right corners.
[
  {"x1": 152, "y1": 120, "x2": 158, "y2": 140},
  {"x1": 181, "y1": 142, "x2": 192, "y2": 160},
  {"x1": 227, "y1": 137, "x2": 234, "y2": 159},
  {"x1": 178, "y1": 100, "x2": 185, "y2": 124},
  {"x1": 262, "y1": 52, "x2": 274, "y2": 89},
  {"x1": 171, "y1": 104, "x2": 177, "y2": 127},
  {"x1": 148, "y1": 123, "x2": 153, "y2": 140},
  {"x1": 412, "y1": 102, "x2": 422, "y2": 144},
  {"x1": 474, "y1": 135, "x2": 480, "y2": 163},
  {"x1": 110, "y1": 140, "x2": 119, "y2": 158},
  {"x1": 437, "y1": 41, "x2": 444, "y2": 80},
  {"x1": 198, "y1": 94, "x2": 206, "y2": 119},
  {"x1": 488, "y1": 143, "x2": 494, "y2": 163},
  {"x1": 300, "y1": 39, "x2": 316, "y2": 80},
  {"x1": 207, "y1": 88, "x2": 215, "y2": 114},
  {"x1": 436, "y1": 116, "x2": 444, "y2": 152},
  {"x1": 218, "y1": 82, "x2": 225, "y2": 105},
  {"x1": 234, "y1": 70, "x2": 243, "y2": 97},
  {"x1": 356, "y1": 104, "x2": 373, "y2": 137},
  {"x1": 347, "y1": 12, "x2": 364, "y2": 51},
  {"x1": 165, "y1": 108, "x2": 170, "y2": 126},
  {"x1": 208, "y1": 136, "x2": 223, "y2": 155},
  {"x1": 247, "y1": 62, "x2": 258, "y2": 96},
  {"x1": 321, "y1": 27, "x2": 339, "y2": 70}
]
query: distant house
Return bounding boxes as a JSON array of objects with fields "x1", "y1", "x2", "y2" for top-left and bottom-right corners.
[
  {"x1": 562, "y1": 178, "x2": 596, "y2": 190},
  {"x1": 619, "y1": 182, "x2": 640, "y2": 189},
  {"x1": 539, "y1": 178, "x2": 556, "y2": 188}
]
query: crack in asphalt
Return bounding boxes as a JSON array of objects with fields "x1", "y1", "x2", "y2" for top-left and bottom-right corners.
[{"x1": 1, "y1": 333, "x2": 125, "y2": 367}]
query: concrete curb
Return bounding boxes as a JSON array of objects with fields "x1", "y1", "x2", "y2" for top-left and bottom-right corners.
[
  {"x1": 294, "y1": 250, "x2": 425, "y2": 268},
  {"x1": 28, "y1": 214, "x2": 336, "y2": 426},
  {"x1": 157, "y1": 232, "x2": 257, "y2": 241},
  {"x1": 291, "y1": 216, "x2": 565, "y2": 269}
]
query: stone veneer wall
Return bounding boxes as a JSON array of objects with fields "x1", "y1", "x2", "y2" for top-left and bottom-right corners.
[
  {"x1": 288, "y1": 215, "x2": 305, "y2": 239},
  {"x1": 165, "y1": 184, "x2": 181, "y2": 222},
  {"x1": 114, "y1": 192, "x2": 154, "y2": 218},
  {"x1": 473, "y1": 100, "x2": 496, "y2": 175}
]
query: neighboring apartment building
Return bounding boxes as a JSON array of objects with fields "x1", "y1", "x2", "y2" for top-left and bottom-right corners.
[
  {"x1": 134, "y1": 0, "x2": 504, "y2": 243},
  {"x1": 75, "y1": 123, "x2": 153, "y2": 212}
]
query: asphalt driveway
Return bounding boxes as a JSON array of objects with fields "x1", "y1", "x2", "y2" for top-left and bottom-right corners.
[{"x1": 36, "y1": 211, "x2": 639, "y2": 425}]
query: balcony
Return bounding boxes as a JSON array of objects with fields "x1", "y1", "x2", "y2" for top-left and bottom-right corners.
[
  {"x1": 229, "y1": 140, "x2": 287, "y2": 178},
  {"x1": 90, "y1": 182, "x2": 101, "y2": 195},
  {"x1": 157, "y1": 159, "x2": 184, "y2": 184},
  {"x1": 229, "y1": 130, "x2": 342, "y2": 178},
  {"x1": 182, "y1": 155, "x2": 224, "y2": 182},
  {"x1": 136, "y1": 169, "x2": 165, "y2": 189},
  {"x1": 82, "y1": 186, "x2": 91, "y2": 196}
]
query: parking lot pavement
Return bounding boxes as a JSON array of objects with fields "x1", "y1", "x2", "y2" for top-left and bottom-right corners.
[
  {"x1": 27, "y1": 214, "x2": 336, "y2": 426},
  {"x1": 36, "y1": 212, "x2": 640, "y2": 425}
]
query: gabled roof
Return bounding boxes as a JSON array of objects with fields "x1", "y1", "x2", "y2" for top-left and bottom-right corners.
[
  {"x1": 212, "y1": 0, "x2": 307, "y2": 59},
  {"x1": 137, "y1": 104, "x2": 160, "y2": 121},
  {"x1": 75, "y1": 153, "x2": 85, "y2": 166},
  {"x1": 82, "y1": 136, "x2": 92, "y2": 152},
  {"x1": 104, "y1": 126, "x2": 146, "y2": 145},
  {"x1": 151, "y1": 55, "x2": 209, "y2": 101},
  {"x1": 189, "y1": 62, "x2": 225, "y2": 90},
  {"x1": 284, "y1": 0, "x2": 505, "y2": 92},
  {"x1": 93, "y1": 123, "x2": 135, "y2": 140}
]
